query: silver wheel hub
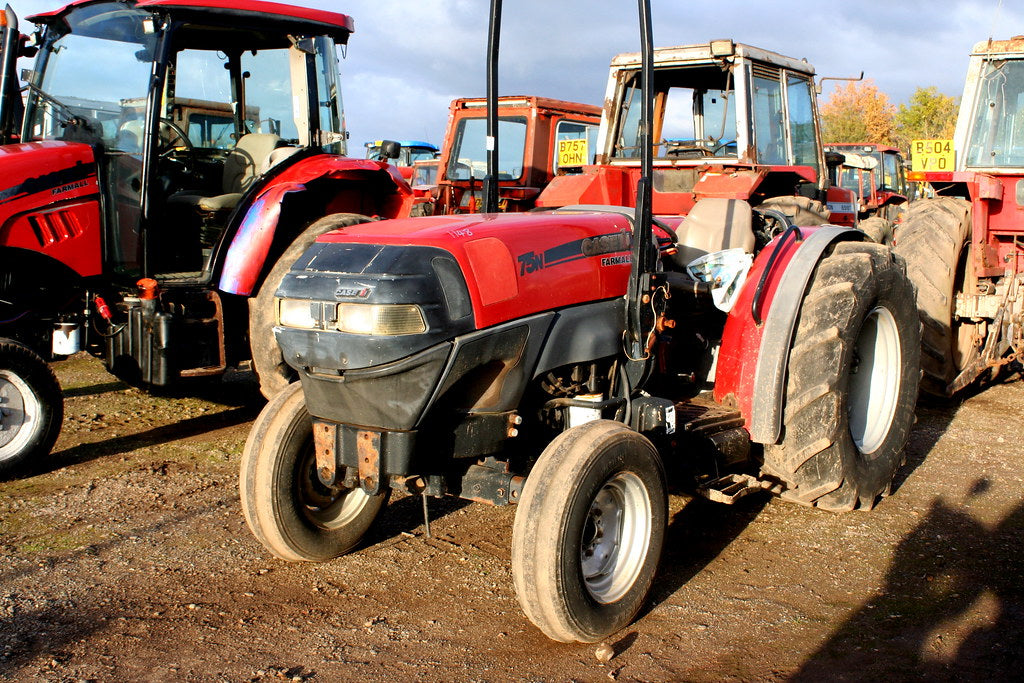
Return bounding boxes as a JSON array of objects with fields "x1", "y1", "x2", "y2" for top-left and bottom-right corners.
[
  {"x1": 848, "y1": 306, "x2": 901, "y2": 454},
  {"x1": 580, "y1": 471, "x2": 652, "y2": 604},
  {"x1": 297, "y1": 450, "x2": 374, "y2": 529},
  {"x1": 0, "y1": 369, "x2": 42, "y2": 462}
]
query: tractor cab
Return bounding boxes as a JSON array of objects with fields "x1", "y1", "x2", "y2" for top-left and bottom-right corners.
[
  {"x1": 825, "y1": 143, "x2": 907, "y2": 221},
  {"x1": 537, "y1": 41, "x2": 846, "y2": 223},
  {"x1": 4, "y1": 0, "x2": 351, "y2": 282}
]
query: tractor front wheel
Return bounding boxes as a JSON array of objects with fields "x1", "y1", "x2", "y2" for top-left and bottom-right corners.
[
  {"x1": 511, "y1": 420, "x2": 667, "y2": 642},
  {"x1": 240, "y1": 382, "x2": 389, "y2": 561},
  {"x1": 249, "y1": 213, "x2": 372, "y2": 399},
  {"x1": 0, "y1": 339, "x2": 63, "y2": 478},
  {"x1": 763, "y1": 241, "x2": 920, "y2": 511}
]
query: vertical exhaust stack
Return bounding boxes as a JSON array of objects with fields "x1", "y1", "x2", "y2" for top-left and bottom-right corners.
[
  {"x1": 482, "y1": 0, "x2": 501, "y2": 213},
  {"x1": 625, "y1": 0, "x2": 657, "y2": 360},
  {"x1": 0, "y1": 5, "x2": 19, "y2": 141}
]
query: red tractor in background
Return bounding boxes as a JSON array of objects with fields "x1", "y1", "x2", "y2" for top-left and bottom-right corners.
[
  {"x1": 420, "y1": 95, "x2": 601, "y2": 215},
  {"x1": 239, "y1": 6, "x2": 921, "y2": 643},
  {"x1": 535, "y1": 41, "x2": 860, "y2": 230},
  {"x1": 825, "y1": 142, "x2": 909, "y2": 245},
  {"x1": 0, "y1": 0, "x2": 417, "y2": 475},
  {"x1": 897, "y1": 37, "x2": 1024, "y2": 399},
  {"x1": 363, "y1": 139, "x2": 439, "y2": 182}
]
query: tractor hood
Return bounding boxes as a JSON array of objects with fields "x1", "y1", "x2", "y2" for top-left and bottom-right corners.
[
  {"x1": 310, "y1": 211, "x2": 635, "y2": 330},
  {"x1": 0, "y1": 140, "x2": 103, "y2": 277}
]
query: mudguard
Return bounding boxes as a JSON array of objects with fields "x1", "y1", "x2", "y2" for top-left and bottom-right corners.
[
  {"x1": 0, "y1": 141, "x2": 102, "y2": 277},
  {"x1": 714, "y1": 225, "x2": 864, "y2": 443},
  {"x1": 218, "y1": 154, "x2": 415, "y2": 295}
]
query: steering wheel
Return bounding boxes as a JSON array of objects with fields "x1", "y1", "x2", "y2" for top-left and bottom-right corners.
[
  {"x1": 157, "y1": 118, "x2": 196, "y2": 172},
  {"x1": 664, "y1": 139, "x2": 714, "y2": 157}
]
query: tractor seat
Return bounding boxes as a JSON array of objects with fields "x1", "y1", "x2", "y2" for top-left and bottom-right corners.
[
  {"x1": 169, "y1": 133, "x2": 284, "y2": 213},
  {"x1": 670, "y1": 198, "x2": 756, "y2": 268}
]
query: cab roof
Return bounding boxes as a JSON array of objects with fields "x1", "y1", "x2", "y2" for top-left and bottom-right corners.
[{"x1": 29, "y1": 0, "x2": 354, "y2": 41}]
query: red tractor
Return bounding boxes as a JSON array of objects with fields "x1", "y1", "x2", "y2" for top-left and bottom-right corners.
[
  {"x1": 0, "y1": 1, "x2": 416, "y2": 475},
  {"x1": 239, "y1": 8, "x2": 921, "y2": 642},
  {"x1": 423, "y1": 95, "x2": 601, "y2": 215},
  {"x1": 535, "y1": 41, "x2": 860, "y2": 230},
  {"x1": 897, "y1": 37, "x2": 1024, "y2": 399},
  {"x1": 825, "y1": 143, "x2": 910, "y2": 245}
]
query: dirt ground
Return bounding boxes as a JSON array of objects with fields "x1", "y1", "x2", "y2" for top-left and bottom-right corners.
[{"x1": 1, "y1": 353, "x2": 1022, "y2": 682}]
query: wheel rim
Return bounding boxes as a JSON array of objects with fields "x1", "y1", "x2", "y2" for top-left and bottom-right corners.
[
  {"x1": 0, "y1": 369, "x2": 43, "y2": 463},
  {"x1": 580, "y1": 471, "x2": 652, "y2": 604},
  {"x1": 847, "y1": 306, "x2": 901, "y2": 454},
  {"x1": 295, "y1": 445, "x2": 374, "y2": 530}
]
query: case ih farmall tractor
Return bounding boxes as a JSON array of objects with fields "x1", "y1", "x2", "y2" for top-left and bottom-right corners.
[
  {"x1": 240, "y1": 3, "x2": 921, "y2": 643},
  {"x1": 0, "y1": 0, "x2": 416, "y2": 475},
  {"x1": 897, "y1": 37, "x2": 1024, "y2": 399},
  {"x1": 534, "y1": 41, "x2": 860, "y2": 230}
]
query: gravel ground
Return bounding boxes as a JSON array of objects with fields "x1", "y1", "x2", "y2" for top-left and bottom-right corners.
[{"x1": 1, "y1": 353, "x2": 1022, "y2": 681}]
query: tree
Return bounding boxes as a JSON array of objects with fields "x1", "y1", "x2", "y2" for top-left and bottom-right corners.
[
  {"x1": 820, "y1": 80, "x2": 897, "y2": 145},
  {"x1": 895, "y1": 86, "x2": 959, "y2": 150}
]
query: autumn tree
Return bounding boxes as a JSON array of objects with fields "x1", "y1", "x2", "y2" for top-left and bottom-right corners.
[
  {"x1": 820, "y1": 80, "x2": 897, "y2": 145},
  {"x1": 894, "y1": 86, "x2": 959, "y2": 149}
]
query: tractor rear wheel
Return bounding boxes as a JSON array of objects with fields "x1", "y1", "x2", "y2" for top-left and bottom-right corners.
[
  {"x1": 240, "y1": 382, "x2": 389, "y2": 561},
  {"x1": 763, "y1": 241, "x2": 920, "y2": 511},
  {"x1": 893, "y1": 197, "x2": 974, "y2": 398},
  {"x1": 0, "y1": 339, "x2": 63, "y2": 478},
  {"x1": 859, "y1": 216, "x2": 894, "y2": 245},
  {"x1": 511, "y1": 420, "x2": 666, "y2": 642},
  {"x1": 249, "y1": 213, "x2": 372, "y2": 399},
  {"x1": 759, "y1": 196, "x2": 830, "y2": 226}
]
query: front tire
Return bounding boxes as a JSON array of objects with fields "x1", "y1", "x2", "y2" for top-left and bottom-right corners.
[
  {"x1": 0, "y1": 339, "x2": 63, "y2": 478},
  {"x1": 240, "y1": 382, "x2": 389, "y2": 561},
  {"x1": 763, "y1": 241, "x2": 920, "y2": 511},
  {"x1": 249, "y1": 213, "x2": 372, "y2": 399},
  {"x1": 511, "y1": 420, "x2": 667, "y2": 643}
]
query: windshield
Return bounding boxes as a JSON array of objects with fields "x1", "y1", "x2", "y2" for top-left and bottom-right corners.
[
  {"x1": 613, "y1": 67, "x2": 738, "y2": 160},
  {"x1": 965, "y1": 59, "x2": 1024, "y2": 167},
  {"x1": 23, "y1": 3, "x2": 156, "y2": 146},
  {"x1": 446, "y1": 117, "x2": 527, "y2": 181}
]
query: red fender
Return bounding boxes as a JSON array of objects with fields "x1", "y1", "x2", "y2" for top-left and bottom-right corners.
[
  {"x1": 714, "y1": 225, "x2": 864, "y2": 442},
  {"x1": 218, "y1": 155, "x2": 414, "y2": 295}
]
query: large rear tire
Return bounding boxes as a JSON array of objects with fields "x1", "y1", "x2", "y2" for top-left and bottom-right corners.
[
  {"x1": 511, "y1": 420, "x2": 667, "y2": 643},
  {"x1": 763, "y1": 241, "x2": 920, "y2": 511},
  {"x1": 0, "y1": 339, "x2": 63, "y2": 478},
  {"x1": 760, "y1": 195, "x2": 830, "y2": 226},
  {"x1": 859, "y1": 216, "x2": 894, "y2": 246},
  {"x1": 893, "y1": 197, "x2": 974, "y2": 398},
  {"x1": 240, "y1": 382, "x2": 389, "y2": 561},
  {"x1": 249, "y1": 213, "x2": 372, "y2": 399}
]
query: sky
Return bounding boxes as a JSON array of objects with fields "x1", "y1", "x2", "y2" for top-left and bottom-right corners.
[{"x1": 6, "y1": 0, "x2": 1023, "y2": 150}]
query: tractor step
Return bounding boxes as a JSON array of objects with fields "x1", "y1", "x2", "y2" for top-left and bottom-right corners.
[
  {"x1": 674, "y1": 396, "x2": 745, "y2": 436},
  {"x1": 697, "y1": 473, "x2": 780, "y2": 504}
]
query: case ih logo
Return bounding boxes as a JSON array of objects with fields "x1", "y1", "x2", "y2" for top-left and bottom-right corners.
[{"x1": 334, "y1": 286, "x2": 372, "y2": 299}]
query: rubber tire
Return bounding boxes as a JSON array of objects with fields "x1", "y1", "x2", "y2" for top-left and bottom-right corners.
[
  {"x1": 239, "y1": 382, "x2": 389, "y2": 561},
  {"x1": 893, "y1": 197, "x2": 973, "y2": 399},
  {"x1": 859, "y1": 216, "x2": 894, "y2": 246},
  {"x1": 511, "y1": 420, "x2": 667, "y2": 643},
  {"x1": 0, "y1": 339, "x2": 63, "y2": 478},
  {"x1": 763, "y1": 241, "x2": 921, "y2": 511},
  {"x1": 760, "y1": 195, "x2": 831, "y2": 226},
  {"x1": 249, "y1": 213, "x2": 372, "y2": 399}
]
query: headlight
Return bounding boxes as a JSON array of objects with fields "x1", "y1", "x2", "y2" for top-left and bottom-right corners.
[
  {"x1": 276, "y1": 298, "x2": 427, "y2": 335},
  {"x1": 336, "y1": 303, "x2": 426, "y2": 335},
  {"x1": 277, "y1": 298, "x2": 319, "y2": 329}
]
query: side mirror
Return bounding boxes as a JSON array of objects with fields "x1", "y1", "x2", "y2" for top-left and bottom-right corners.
[{"x1": 378, "y1": 139, "x2": 401, "y2": 161}]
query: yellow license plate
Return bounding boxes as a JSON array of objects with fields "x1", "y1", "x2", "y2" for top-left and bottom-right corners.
[
  {"x1": 557, "y1": 138, "x2": 589, "y2": 168},
  {"x1": 911, "y1": 139, "x2": 954, "y2": 173}
]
